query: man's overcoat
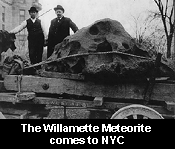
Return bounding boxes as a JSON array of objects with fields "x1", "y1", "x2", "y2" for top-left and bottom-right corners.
[{"x1": 47, "y1": 17, "x2": 78, "y2": 58}]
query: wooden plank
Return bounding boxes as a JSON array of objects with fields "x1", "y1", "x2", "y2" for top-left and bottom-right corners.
[
  {"x1": 0, "y1": 92, "x2": 35, "y2": 103},
  {"x1": 151, "y1": 83, "x2": 175, "y2": 102},
  {"x1": 4, "y1": 75, "x2": 146, "y2": 100},
  {"x1": 35, "y1": 97, "x2": 127, "y2": 109},
  {"x1": 4, "y1": 75, "x2": 175, "y2": 102},
  {"x1": 0, "y1": 93, "x2": 16, "y2": 102},
  {"x1": 4, "y1": 115, "x2": 19, "y2": 119},
  {"x1": 35, "y1": 97, "x2": 94, "y2": 108},
  {"x1": 17, "y1": 92, "x2": 36, "y2": 101},
  {"x1": 35, "y1": 97, "x2": 173, "y2": 117},
  {"x1": 161, "y1": 114, "x2": 175, "y2": 119},
  {"x1": 40, "y1": 71, "x2": 85, "y2": 80},
  {"x1": 0, "y1": 107, "x2": 29, "y2": 116}
]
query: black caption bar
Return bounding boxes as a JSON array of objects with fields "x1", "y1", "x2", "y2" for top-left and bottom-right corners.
[{"x1": 0, "y1": 120, "x2": 174, "y2": 146}]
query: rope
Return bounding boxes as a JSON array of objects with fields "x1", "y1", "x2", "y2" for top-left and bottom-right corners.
[{"x1": 24, "y1": 51, "x2": 154, "y2": 70}]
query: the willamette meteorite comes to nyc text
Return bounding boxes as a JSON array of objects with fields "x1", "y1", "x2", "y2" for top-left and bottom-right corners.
[{"x1": 21, "y1": 124, "x2": 151, "y2": 133}]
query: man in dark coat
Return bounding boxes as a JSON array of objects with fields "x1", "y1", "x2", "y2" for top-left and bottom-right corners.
[
  {"x1": 47, "y1": 5, "x2": 79, "y2": 58},
  {"x1": 10, "y1": 7, "x2": 47, "y2": 65}
]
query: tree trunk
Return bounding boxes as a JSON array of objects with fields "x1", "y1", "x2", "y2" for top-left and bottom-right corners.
[
  {"x1": 173, "y1": 37, "x2": 175, "y2": 60},
  {"x1": 166, "y1": 36, "x2": 173, "y2": 58}
]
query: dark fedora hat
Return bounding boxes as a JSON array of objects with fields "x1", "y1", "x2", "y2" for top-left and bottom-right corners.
[
  {"x1": 28, "y1": 7, "x2": 38, "y2": 13},
  {"x1": 54, "y1": 5, "x2": 65, "y2": 12}
]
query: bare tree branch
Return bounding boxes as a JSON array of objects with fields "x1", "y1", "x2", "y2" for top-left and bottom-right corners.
[
  {"x1": 133, "y1": 0, "x2": 174, "y2": 58},
  {"x1": 169, "y1": 2, "x2": 174, "y2": 26},
  {"x1": 154, "y1": 0, "x2": 159, "y2": 7},
  {"x1": 158, "y1": 1, "x2": 168, "y2": 38},
  {"x1": 165, "y1": 0, "x2": 169, "y2": 18}
]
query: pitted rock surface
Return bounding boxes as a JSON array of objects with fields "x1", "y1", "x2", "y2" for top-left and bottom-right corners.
[
  {"x1": 43, "y1": 18, "x2": 174, "y2": 80},
  {"x1": 50, "y1": 18, "x2": 148, "y2": 59}
]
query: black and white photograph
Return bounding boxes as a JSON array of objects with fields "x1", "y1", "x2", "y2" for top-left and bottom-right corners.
[{"x1": 0, "y1": 0, "x2": 174, "y2": 119}]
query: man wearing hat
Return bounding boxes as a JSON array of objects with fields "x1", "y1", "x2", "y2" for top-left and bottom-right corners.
[
  {"x1": 10, "y1": 7, "x2": 47, "y2": 65},
  {"x1": 47, "y1": 5, "x2": 79, "y2": 58}
]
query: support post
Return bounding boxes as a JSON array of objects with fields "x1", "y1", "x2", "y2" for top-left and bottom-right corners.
[{"x1": 144, "y1": 53, "x2": 162, "y2": 104}]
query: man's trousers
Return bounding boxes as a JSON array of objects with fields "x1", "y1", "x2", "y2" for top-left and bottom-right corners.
[{"x1": 28, "y1": 35, "x2": 44, "y2": 65}]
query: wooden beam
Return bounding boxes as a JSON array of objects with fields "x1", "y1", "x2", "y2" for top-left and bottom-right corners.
[
  {"x1": 17, "y1": 92, "x2": 36, "y2": 101},
  {"x1": 0, "y1": 92, "x2": 35, "y2": 103},
  {"x1": 35, "y1": 96, "x2": 173, "y2": 117},
  {"x1": 4, "y1": 75, "x2": 175, "y2": 102},
  {"x1": 40, "y1": 71, "x2": 85, "y2": 80},
  {"x1": 0, "y1": 93, "x2": 16, "y2": 102},
  {"x1": 35, "y1": 97, "x2": 94, "y2": 108},
  {"x1": 4, "y1": 75, "x2": 146, "y2": 100}
]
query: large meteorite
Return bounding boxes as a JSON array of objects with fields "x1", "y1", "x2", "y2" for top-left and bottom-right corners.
[
  {"x1": 50, "y1": 18, "x2": 148, "y2": 59},
  {"x1": 43, "y1": 18, "x2": 175, "y2": 81}
]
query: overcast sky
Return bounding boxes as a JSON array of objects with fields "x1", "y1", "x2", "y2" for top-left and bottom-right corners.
[{"x1": 39, "y1": 0, "x2": 158, "y2": 36}]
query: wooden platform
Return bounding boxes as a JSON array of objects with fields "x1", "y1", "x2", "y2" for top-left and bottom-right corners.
[{"x1": 4, "y1": 75, "x2": 175, "y2": 102}]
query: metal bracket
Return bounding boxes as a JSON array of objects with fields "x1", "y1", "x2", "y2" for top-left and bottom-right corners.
[
  {"x1": 14, "y1": 75, "x2": 23, "y2": 103},
  {"x1": 17, "y1": 75, "x2": 22, "y2": 93},
  {"x1": 63, "y1": 106, "x2": 68, "y2": 119},
  {"x1": 93, "y1": 97, "x2": 104, "y2": 107}
]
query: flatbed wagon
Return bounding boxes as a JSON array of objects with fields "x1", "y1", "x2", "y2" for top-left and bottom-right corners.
[
  {"x1": 0, "y1": 51, "x2": 175, "y2": 119},
  {"x1": 0, "y1": 71, "x2": 174, "y2": 119}
]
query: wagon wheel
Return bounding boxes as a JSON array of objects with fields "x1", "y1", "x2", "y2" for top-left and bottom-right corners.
[{"x1": 111, "y1": 104, "x2": 164, "y2": 119}]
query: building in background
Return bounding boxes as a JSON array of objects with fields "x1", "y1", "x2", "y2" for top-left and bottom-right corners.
[{"x1": 0, "y1": 0, "x2": 41, "y2": 50}]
